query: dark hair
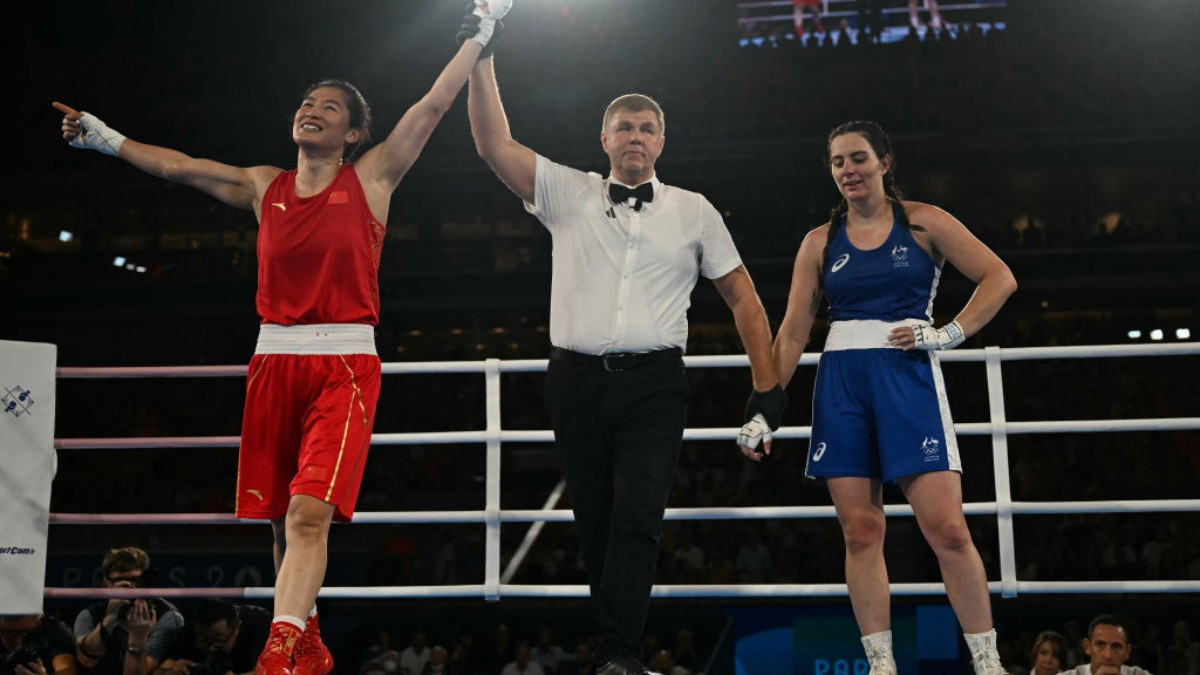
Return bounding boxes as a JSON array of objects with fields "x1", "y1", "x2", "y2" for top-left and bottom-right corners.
[
  {"x1": 193, "y1": 599, "x2": 239, "y2": 628},
  {"x1": 1088, "y1": 614, "x2": 1131, "y2": 641},
  {"x1": 602, "y1": 94, "x2": 665, "y2": 134},
  {"x1": 1031, "y1": 631, "x2": 1068, "y2": 669},
  {"x1": 302, "y1": 79, "x2": 373, "y2": 161},
  {"x1": 820, "y1": 120, "x2": 917, "y2": 286},
  {"x1": 101, "y1": 547, "x2": 150, "y2": 576}
]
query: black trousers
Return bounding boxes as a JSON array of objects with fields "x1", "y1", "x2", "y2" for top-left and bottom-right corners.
[
  {"x1": 857, "y1": 0, "x2": 884, "y2": 36},
  {"x1": 543, "y1": 348, "x2": 690, "y2": 664}
]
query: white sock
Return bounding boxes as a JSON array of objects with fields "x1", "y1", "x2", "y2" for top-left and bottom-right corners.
[
  {"x1": 963, "y1": 628, "x2": 998, "y2": 658},
  {"x1": 861, "y1": 630, "x2": 897, "y2": 672},
  {"x1": 273, "y1": 615, "x2": 307, "y2": 632},
  {"x1": 861, "y1": 630, "x2": 893, "y2": 651}
]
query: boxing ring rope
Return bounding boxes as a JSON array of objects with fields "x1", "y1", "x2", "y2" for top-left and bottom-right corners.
[{"x1": 47, "y1": 343, "x2": 1200, "y2": 600}]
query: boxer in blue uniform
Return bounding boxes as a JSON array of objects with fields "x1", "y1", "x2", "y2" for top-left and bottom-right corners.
[
  {"x1": 808, "y1": 200, "x2": 959, "y2": 482},
  {"x1": 772, "y1": 121, "x2": 1017, "y2": 675}
]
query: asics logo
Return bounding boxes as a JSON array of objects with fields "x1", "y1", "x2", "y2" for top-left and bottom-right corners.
[
  {"x1": 831, "y1": 254, "x2": 850, "y2": 273},
  {"x1": 812, "y1": 442, "x2": 827, "y2": 462}
]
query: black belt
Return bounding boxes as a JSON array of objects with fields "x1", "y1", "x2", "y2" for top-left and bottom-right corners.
[{"x1": 549, "y1": 346, "x2": 682, "y2": 373}]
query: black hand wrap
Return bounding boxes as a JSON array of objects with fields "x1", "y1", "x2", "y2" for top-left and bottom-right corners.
[
  {"x1": 455, "y1": 3, "x2": 502, "y2": 60},
  {"x1": 744, "y1": 385, "x2": 788, "y2": 431}
]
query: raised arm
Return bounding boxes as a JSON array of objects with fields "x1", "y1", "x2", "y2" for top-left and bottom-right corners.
[
  {"x1": 773, "y1": 227, "x2": 826, "y2": 389},
  {"x1": 354, "y1": 1, "x2": 512, "y2": 195},
  {"x1": 52, "y1": 102, "x2": 276, "y2": 212},
  {"x1": 467, "y1": 57, "x2": 536, "y2": 203}
]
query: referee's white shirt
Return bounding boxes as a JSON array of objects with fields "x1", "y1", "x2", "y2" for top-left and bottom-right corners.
[{"x1": 524, "y1": 154, "x2": 743, "y2": 356}]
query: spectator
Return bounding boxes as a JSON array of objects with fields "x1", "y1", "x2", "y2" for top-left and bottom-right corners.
[
  {"x1": 734, "y1": 526, "x2": 772, "y2": 583},
  {"x1": 529, "y1": 628, "x2": 567, "y2": 674},
  {"x1": 421, "y1": 646, "x2": 448, "y2": 675},
  {"x1": 399, "y1": 629, "x2": 431, "y2": 675},
  {"x1": 1030, "y1": 631, "x2": 1068, "y2": 675},
  {"x1": 1165, "y1": 621, "x2": 1199, "y2": 675},
  {"x1": 499, "y1": 643, "x2": 545, "y2": 675},
  {"x1": 670, "y1": 629, "x2": 700, "y2": 673},
  {"x1": 447, "y1": 633, "x2": 484, "y2": 675},
  {"x1": 154, "y1": 600, "x2": 270, "y2": 675},
  {"x1": 73, "y1": 547, "x2": 184, "y2": 675},
  {"x1": 670, "y1": 531, "x2": 705, "y2": 579},
  {"x1": 360, "y1": 629, "x2": 394, "y2": 668},
  {"x1": 646, "y1": 650, "x2": 689, "y2": 675},
  {"x1": 484, "y1": 625, "x2": 513, "y2": 675},
  {"x1": 557, "y1": 641, "x2": 596, "y2": 675},
  {"x1": 1, "y1": 614, "x2": 77, "y2": 675},
  {"x1": 1059, "y1": 615, "x2": 1153, "y2": 675}
]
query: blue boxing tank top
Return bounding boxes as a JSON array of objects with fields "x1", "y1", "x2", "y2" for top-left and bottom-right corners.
[{"x1": 822, "y1": 203, "x2": 942, "y2": 322}]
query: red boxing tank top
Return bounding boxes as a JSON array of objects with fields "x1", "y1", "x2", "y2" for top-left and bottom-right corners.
[{"x1": 256, "y1": 164, "x2": 385, "y2": 325}]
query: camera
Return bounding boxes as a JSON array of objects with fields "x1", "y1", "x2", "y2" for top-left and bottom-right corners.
[
  {"x1": 0, "y1": 639, "x2": 48, "y2": 675},
  {"x1": 116, "y1": 598, "x2": 171, "y2": 624},
  {"x1": 187, "y1": 650, "x2": 232, "y2": 675}
]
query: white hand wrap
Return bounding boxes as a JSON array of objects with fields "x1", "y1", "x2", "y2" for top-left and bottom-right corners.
[
  {"x1": 471, "y1": 0, "x2": 513, "y2": 46},
  {"x1": 737, "y1": 413, "x2": 772, "y2": 451},
  {"x1": 911, "y1": 320, "x2": 965, "y2": 351},
  {"x1": 69, "y1": 112, "x2": 126, "y2": 157}
]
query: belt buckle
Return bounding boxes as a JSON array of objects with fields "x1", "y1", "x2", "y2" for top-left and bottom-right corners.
[{"x1": 602, "y1": 354, "x2": 628, "y2": 373}]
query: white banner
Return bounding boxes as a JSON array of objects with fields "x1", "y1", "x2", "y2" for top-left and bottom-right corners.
[{"x1": 0, "y1": 340, "x2": 57, "y2": 613}]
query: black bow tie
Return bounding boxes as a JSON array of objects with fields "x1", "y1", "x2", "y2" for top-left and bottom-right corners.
[{"x1": 609, "y1": 182, "x2": 654, "y2": 211}]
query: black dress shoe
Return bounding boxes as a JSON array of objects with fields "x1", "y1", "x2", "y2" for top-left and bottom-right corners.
[{"x1": 596, "y1": 656, "x2": 663, "y2": 675}]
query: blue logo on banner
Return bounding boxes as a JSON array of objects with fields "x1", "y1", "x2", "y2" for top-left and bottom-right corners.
[{"x1": 2, "y1": 386, "x2": 35, "y2": 417}]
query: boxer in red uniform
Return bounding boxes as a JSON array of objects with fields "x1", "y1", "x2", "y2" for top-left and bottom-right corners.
[{"x1": 53, "y1": 3, "x2": 514, "y2": 674}]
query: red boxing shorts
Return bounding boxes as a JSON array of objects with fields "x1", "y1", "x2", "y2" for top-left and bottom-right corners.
[{"x1": 235, "y1": 324, "x2": 381, "y2": 522}]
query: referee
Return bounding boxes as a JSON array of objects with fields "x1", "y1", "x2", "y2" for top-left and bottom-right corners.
[{"x1": 461, "y1": 38, "x2": 787, "y2": 675}]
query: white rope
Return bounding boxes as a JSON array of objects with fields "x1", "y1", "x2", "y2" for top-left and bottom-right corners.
[
  {"x1": 49, "y1": 498, "x2": 1200, "y2": 526},
  {"x1": 43, "y1": 579, "x2": 1200, "y2": 600},
  {"x1": 53, "y1": 417, "x2": 1200, "y2": 450},
  {"x1": 54, "y1": 343, "x2": 1200, "y2": 380}
]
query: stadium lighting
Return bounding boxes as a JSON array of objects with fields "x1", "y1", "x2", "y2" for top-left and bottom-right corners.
[
  {"x1": 125, "y1": 263, "x2": 136, "y2": 271},
  {"x1": 1178, "y1": 328, "x2": 1192, "y2": 340},
  {"x1": 1126, "y1": 330, "x2": 1142, "y2": 339},
  {"x1": 59, "y1": 230, "x2": 74, "y2": 242},
  {"x1": 135, "y1": 266, "x2": 147, "y2": 273},
  {"x1": 113, "y1": 256, "x2": 127, "y2": 267},
  {"x1": 1149, "y1": 329, "x2": 1164, "y2": 341}
]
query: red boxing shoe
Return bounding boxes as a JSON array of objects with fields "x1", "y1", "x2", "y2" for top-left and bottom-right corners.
[
  {"x1": 255, "y1": 621, "x2": 303, "y2": 675},
  {"x1": 293, "y1": 614, "x2": 334, "y2": 675}
]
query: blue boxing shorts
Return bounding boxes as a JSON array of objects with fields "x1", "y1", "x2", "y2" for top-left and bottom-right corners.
[{"x1": 805, "y1": 320, "x2": 960, "y2": 482}]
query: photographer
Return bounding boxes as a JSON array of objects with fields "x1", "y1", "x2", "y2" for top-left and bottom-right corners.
[
  {"x1": 154, "y1": 601, "x2": 269, "y2": 675},
  {"x1": 73, "y1": 548, "x2": 184, "y2": 675},
  {"x1": 1, "y1": 614, "x2": 77, "y2": 675}
]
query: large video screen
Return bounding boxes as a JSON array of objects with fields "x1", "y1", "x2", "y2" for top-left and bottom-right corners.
[{"x1": 736, "y1": 0, "x2": 1007, "y2": 46}]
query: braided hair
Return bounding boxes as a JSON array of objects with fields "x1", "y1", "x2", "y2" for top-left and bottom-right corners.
[{"x1": 820, "y1": 121, "x2": 919, "y2": 287}]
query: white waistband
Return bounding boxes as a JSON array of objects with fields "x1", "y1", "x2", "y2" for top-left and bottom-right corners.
[
  {"x1": 824, "y1": 319, "x2": 930, "y2": 352},
  {"x1": 255, "y1": 323, "x2": 377, "y2": 356}
]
